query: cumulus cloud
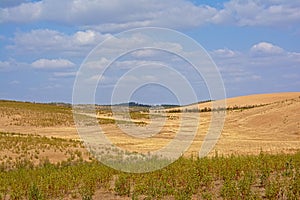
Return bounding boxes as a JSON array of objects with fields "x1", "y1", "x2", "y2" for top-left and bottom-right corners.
[
  {"x1": 83, "y1": 58, "x2": 110, "y2": 70},
  {"x1": 0, "y1": 0, "x2": 216, "y2": 31},
  {"x1": 212, "y1": 48, "x2": 239, "y2": 58},
  {"x1": 1, "y1": 0, "x2": 299, "y2": 31},
  {"x1": 74, "y1": 30, "x2": 98, "y2": 45},
  {"x1": 31, "y1": 58, "x2": 75, "y2": 69},
  {"x1": 248, "y1": 42, "x2": 300, "y2": 68},
  {"x1": 0, "y1": 1, "x2": 42, "y2": 22},
  {"x1": 250, "y1": 42, "x2": 284, "y2": 55},
  {"x1": 7, "y1": 29, "x2": 111, "y2": 56},
  {"x1": 212, "y1": 42, "x2": 300, "y2": 85},
  {"x1": 212, "y1": 0, "x2": 300, "y2": 27}
]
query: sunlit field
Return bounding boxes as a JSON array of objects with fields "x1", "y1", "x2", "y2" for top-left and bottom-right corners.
[
  {"x1": 0, "y1": 92, "x2": 300, "y2": 199},
  {"x1": 1, "y1": 133, "x2": 300, "y2": 199}
]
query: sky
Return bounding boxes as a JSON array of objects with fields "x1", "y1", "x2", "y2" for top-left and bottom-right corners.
[{"x1": 0, "y1": 0, "x2": 300, "y2": 105}]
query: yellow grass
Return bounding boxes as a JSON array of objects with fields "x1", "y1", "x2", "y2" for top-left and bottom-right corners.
[{"x1": 0, "y1": 92, "x2": 299, "y2": 157}]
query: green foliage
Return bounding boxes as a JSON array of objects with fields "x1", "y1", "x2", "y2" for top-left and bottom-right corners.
[
  {"x1": 0, "y1": 132, "x2": 86, "y2": 169},
  {"x1": 0, "y1": 100, "x2": 73, "y2": 127},
  {"x1": 129, "y1": 111, "x2": 149, "y2": 120},
  {"x1": 28, "y1": 184, "x2": 44, "y2": 200},
  {"x1": 1, "y1": 131, "x2": 300, "y2": 199},
  {"x1": 167, "y1": 103, "x2": 268, "y2": 113},
  {"x1": 98, "y1": 117, "x2": 116, "y2": 124},
  {"x1": 114, "y1": 174, "x2": 131, "y2": 196}
]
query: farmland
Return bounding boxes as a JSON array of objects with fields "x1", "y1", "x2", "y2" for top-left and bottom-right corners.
[
  {"x1": 0, "y1": 92, "x2": 300, "y2": 199},
  {"x1": 1, "y1": 137, "x2": 300, "y2": 199}
]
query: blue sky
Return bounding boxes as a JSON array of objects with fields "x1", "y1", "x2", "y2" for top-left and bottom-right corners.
[{"x1": 0, "y1": 0, "x2": 299, "y2": 104}]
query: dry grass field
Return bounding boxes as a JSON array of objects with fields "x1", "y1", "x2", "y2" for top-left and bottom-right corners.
[
  {"x1": 82, "y1": 92, "x2": 300, "y2": 157},
  {"x1": 0, "y1": 92, "x2": 300, "y2": 199},
  {"x1": 0, "y1": 92, "x2": 300, "y2": 157},
  {"x1": 189, "y1": 92, "x2": 300, "y2": 156}
]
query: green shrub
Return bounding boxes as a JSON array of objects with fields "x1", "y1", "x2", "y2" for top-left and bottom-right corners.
[
  {"x1": 114, "y1": 174, "x2": 131, "y2": 196},
  {"x1": 28, "y1": 184, "x2": 44, "y2": 200}
]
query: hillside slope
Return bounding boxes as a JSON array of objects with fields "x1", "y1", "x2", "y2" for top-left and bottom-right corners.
[
  {"x1": 168, "y1": 92, "x2": 300, "y2": 111},
  {"x1": 0, "y1": 92, "x2": 299, "y2": 155},
  {"x1": 187, "y1": 92, "x2": 300, "y2": 155}
]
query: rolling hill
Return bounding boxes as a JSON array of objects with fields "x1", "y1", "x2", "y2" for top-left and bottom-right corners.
[{"x1": 0, "y1": 92, "x2": 299, "y2": 156}]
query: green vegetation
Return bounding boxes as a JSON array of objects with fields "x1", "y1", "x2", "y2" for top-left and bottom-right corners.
[
  {"x1": 0, "y1": 132, "x2": 88, "y2": 170},
  {"x1": 97, "y1": 117, "x2": 116, "y2": 124},
  {"x1": 1, "y1": 99, "x2": 300, "y2": 199},
  {"x1": 96, "y1": 109, "x2": 150, "y2": 126},
  {"x1": 96, "y1": 103, "x2": 150, "y2": 113},
  {"x1": 0, "y1": 100, "x2": 151, "y2": 127},
  {"x1": 167, "y1": 104, "x2": 267, "y2": 113},
  {"x1": 129, "y1": 111, "x2": 149, "y2": 120},
  {"x1": 97, "y1": 116, "x2": 147, "y2": 126},
  {"x1": 0, "y1": 100, "x2": 73, "y2": 127},
  {"x1": 1, "y1": 131, "x2": 300, "y2": 199},
  {"x1": 0, "y1": 160, "x2": 114, "y2": 200}
]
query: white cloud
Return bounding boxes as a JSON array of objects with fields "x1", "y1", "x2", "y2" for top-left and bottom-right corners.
[
  {"x1": 31, "y1": 58, "x2": 75, "y2": 69},
  {"x1": 115, "y1": 60, "x2": 166, "y2": 69},
  {"x1": 248, "y1": 42, "x2": 300, "y2": 68},
  {"x1": 212, "y1": 42, "x2": 300, "y2": 84},
  {"x1": 213, "y1": 0, "x2": 300, "y2": 27},
  {"x1": 0, "y1": 59, "x2": 27, "y2": 71},
  {"x1": 86, "y1": 74, "x2": 108, "y2": 85},
  {"x1": 53, "y1": 71, "x2": 77, "y2": 77},
  {"x1": 212, "y1": 48, "x2": 239, "y2": 58},
  {"x1": 0, "y1": 1, "x2": 42, "y2": 22},
  {"x1": 7, "y1": 29, "x2": 111, "y2": 56},
  {"x1": 84, "y1": 58, "x2": 167, "y2": 73},
  {"x1": 131, "y1": 49, "x2": 160, "y2": 58},
  {"x1": 114, "y1": 74, "x2": 158, "y2": 84},
  {"x1": 250, "y1": 42, "x2": 284, "y2": 55},
  {"x1": 0, "y1": 0, "x2": 217, "y2": 31},
  {"x1": 11, "y1": 29, "x2": 66, "y2": 52},
  {"x1": 84, "y1": 58, "x2": 110, "y2": 70},
  {"x1": 0, "y1": 60, "x2": 10, "y2": 69},
  {"x1": 1, "y1": 0, "x2": 299, "y2": 31},
  {"x1": 73, "y1": 30, "x2": 98, "y2": 45}
]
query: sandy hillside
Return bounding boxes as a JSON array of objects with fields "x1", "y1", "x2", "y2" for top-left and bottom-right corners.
[
  {"x1": 169, "y1": 92, "x2": 300, "y2": 111},
  {"x1": 92, "y1": 92, "x2": 300, "y2": 156},
  {"x1": 0, "y1": 92, "x2": 299, "y2": 156},
  {"x1": 0, "y1": 100, "x2": 79, "y2": 139},
  {"x1": 187, "y1": 92, "x2": 300, "y2": 156}
]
